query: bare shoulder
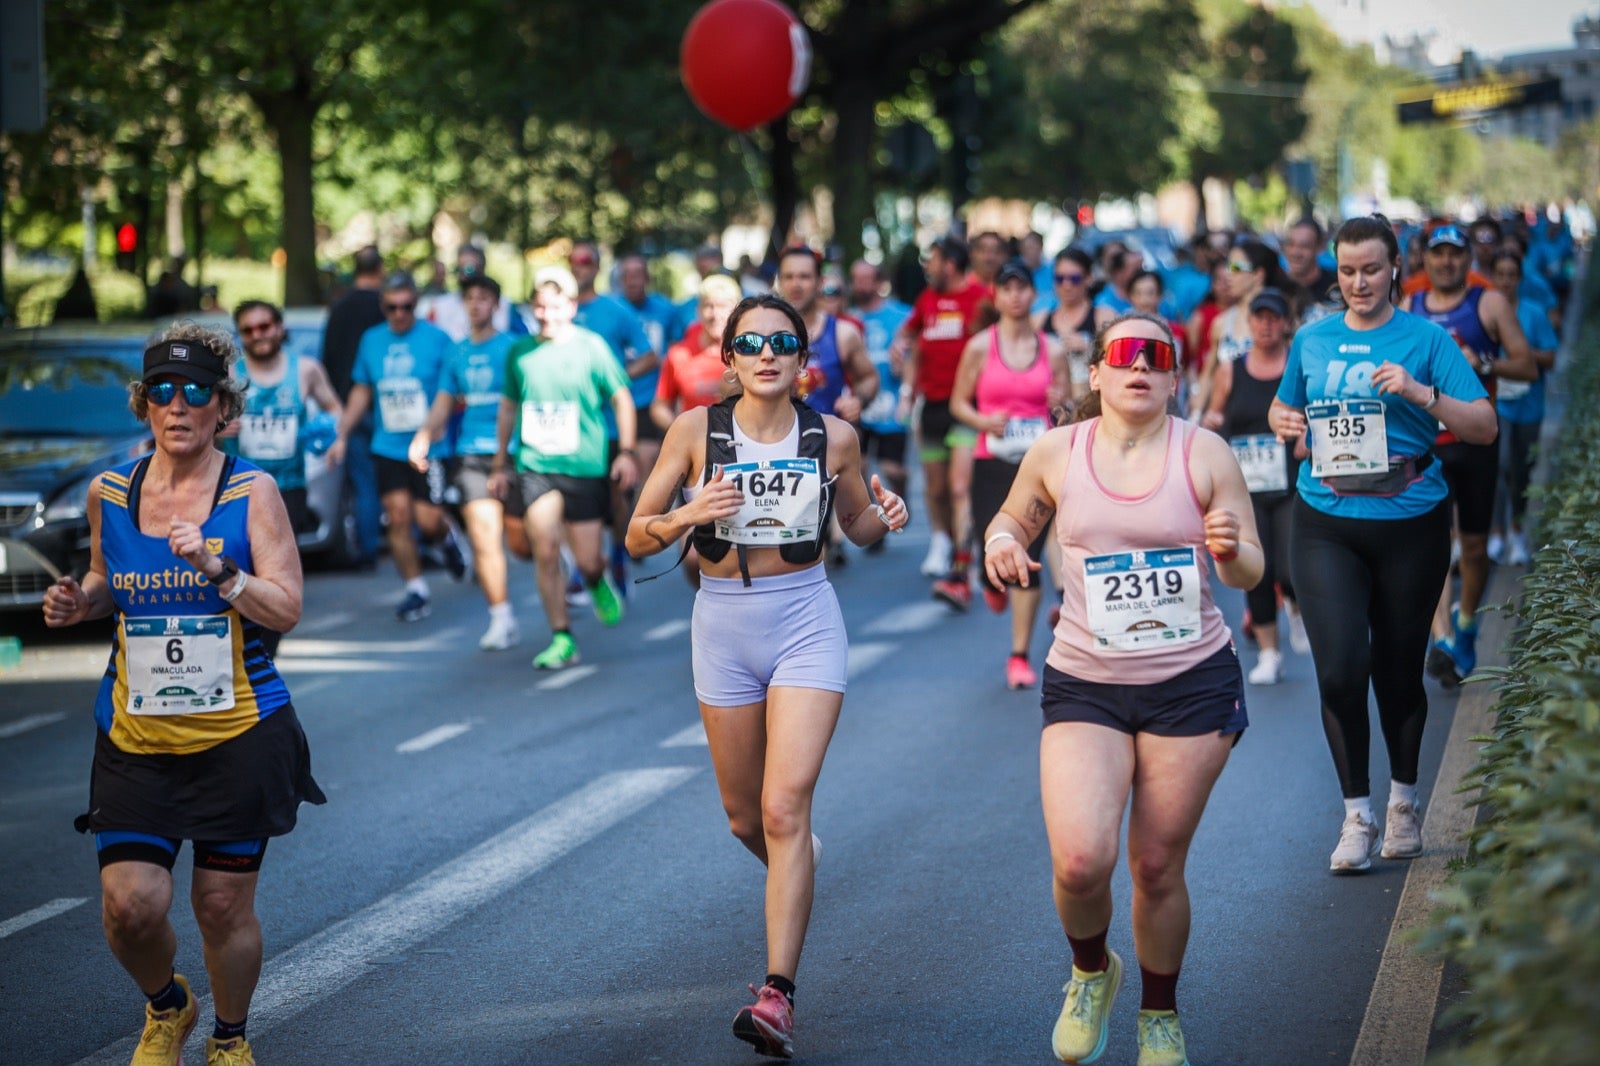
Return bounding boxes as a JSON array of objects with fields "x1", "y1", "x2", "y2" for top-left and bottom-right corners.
[{"x1": 823, "y1": 413, "x2": 863, "y2": 456}]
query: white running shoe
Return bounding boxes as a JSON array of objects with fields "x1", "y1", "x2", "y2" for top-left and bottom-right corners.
[
  {"x1": 1486, "y1": 533, "x2": 1505, "y2": 564},
  {"x1": 1508, "y1": 531, "x2": 1530, "y2": 566},
  {"x1": 1381, "y1": 800, "x2": 1423, "y2": 859},
  {"x1": 1286, "y1": 603, "x2": 1311, "y2": 655},
  {"x1": 1247, "y1": 648, "x2": 1283, "y2": 685},
  {"x1": 812, "y1": 832, "x2": 822, "y2": 870},
  {"x1": 1330, "y1": 811, "x2": 1379, "y2": 874},
  {"x1": 920, "y1": 531, "x2": 953, "y2": 577},
  {"x1": 479, "y1": 614, "x2": 521, "y2": 651}
]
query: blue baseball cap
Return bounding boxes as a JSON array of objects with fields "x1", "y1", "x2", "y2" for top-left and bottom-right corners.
[{"x1": 1426, "y1": 224, "x2": 1469, "y2": 250}]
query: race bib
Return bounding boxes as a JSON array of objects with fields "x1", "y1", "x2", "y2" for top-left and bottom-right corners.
[
  {"x1": 985, "y1": 416, "x2": 1048, "y2": 463},
  {"x1": 1229, "y1": 433, "x2": 1288, "y2": 494},
  {"x1": 237, "y1": 412, "x2": 299, "y2": 461},
  {"x1": 860, "y1": 387, "x2": 898, "y2": 425},
  {"x1": 377, "y1": 376, "x2": 428, "y2": 432},
  {"x1": 1307, "y1": 398, "x2": 1389, "y2": 478},
  {"x1": 122, "y1": 615, "x2": 236, "y2": 715},
  {"x1": 714, "y1": 458, "x2": 823, "y2": 545},
  {"x1": 1082, "y1": 548, "x2": 1202, "y2": 651},
  {"x1": 1496, "y1": 378, "x2": 1532, "y2": 402},
  {"x1": 520, "y1": 401, "x2": 580, "y2": 455}
]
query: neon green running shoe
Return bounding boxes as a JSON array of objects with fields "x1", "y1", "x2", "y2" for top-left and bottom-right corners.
[
  {"x1": 1052, "y1": 949, "x2": 1121, "y2": 1063},
  {"x1": 1136, "y1": 1009, "x2": 1190, "y2": 1066},
  {"x1": 591, "y1": 570, "x2": 625, "y2": 627},
  {"x1": 533, "y1": 632, "x2": 580, "y2": 670}
]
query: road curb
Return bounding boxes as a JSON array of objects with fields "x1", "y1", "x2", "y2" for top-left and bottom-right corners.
[{"x1": 1347, "y1": 571, "x2": 1513, "y2": 1066}]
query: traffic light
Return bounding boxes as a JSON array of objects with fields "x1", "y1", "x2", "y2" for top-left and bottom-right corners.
[{"x1": 115, "y1": 222, "x2": 139, "y2": 273}]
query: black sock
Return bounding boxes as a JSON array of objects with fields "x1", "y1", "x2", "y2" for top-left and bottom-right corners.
[
  {"x1": 764, "y1": 974, "x2": 796, "y2": 1004},
  {"x1": 1067, "y1": 929, "x2": 1109, "y2": 974},
  {"x1": 147, "y1": 975, "x2": 187, "y2": 1014},
  {"x1": 213, "y1": 1015, "x2": 248, "y2": 1042},
  {"x1": 555, "y1": 628, "x2": 572, "y2": 638}
]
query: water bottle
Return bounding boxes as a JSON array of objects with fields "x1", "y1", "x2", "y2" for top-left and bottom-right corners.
[{"x1": 0, "y1": 636, "x2": 21, "y2": 672}]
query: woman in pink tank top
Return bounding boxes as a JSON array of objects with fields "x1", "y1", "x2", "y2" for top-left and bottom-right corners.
[
  {"x1": 982, "y1": 313, "x2": 1264, "y2": 1066},
  {"x1": 947, "y1": 260, "x2": 1068, "y2": 689}
]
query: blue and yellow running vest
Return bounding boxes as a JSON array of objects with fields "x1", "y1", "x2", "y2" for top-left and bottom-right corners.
[{"x1": 95, "y1": 455, "x2": 291, "y2": 755}]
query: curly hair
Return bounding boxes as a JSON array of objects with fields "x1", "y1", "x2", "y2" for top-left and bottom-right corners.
[{"x1": 128, "y1": 320, "x2": 246, "y2": 428}]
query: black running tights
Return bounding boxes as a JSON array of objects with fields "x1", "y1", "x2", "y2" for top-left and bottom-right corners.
[{"x1": 1290, "y1": 497, "x2": 1452, "y2": 798}]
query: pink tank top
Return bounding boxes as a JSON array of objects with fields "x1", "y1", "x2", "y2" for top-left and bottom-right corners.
[
  {"x1": 1046, "y1": 417, "x2": 1231, "y2": 684},
  {"x1": 973, "y1": 327, "x2": 1054, "y2": 461}
]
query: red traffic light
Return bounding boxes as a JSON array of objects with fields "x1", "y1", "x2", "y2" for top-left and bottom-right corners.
[
  {"x1": 1076, "y1": 203, "x2": 1095, "y2": 227},
  {"x1": 116, "y1": 222, "x2": 138, "y2": 254}
]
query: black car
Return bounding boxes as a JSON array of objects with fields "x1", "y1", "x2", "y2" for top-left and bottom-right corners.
[{"x1": 0, "y1": 324, "x2": 357, "y2": 612}]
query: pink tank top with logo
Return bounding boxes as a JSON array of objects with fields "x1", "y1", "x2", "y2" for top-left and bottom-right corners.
[
  {"x1": 974, "y1": 326, "x2": 1054, "y2": 462},
  {"x1": 1047, "y1": 417, "x2": 1231, "y2": 684}
]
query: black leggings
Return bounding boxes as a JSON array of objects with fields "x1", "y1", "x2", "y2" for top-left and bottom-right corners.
[
  {"x1": 1246, "y1": 493, "x2": 1296, "y2": 625},
  {"x1": 1290, "y1": 497, "x2": 1451, "y2": 798}
]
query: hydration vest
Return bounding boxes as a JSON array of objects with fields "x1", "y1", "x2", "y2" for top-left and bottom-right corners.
[{"x1": 692, "y1": 396, "x2": 833, "y2": 584}]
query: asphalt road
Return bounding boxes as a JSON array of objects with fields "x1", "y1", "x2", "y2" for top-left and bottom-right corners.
[{"x1": 0, "y1": 530, "x2": 1468, "y2": 1066}]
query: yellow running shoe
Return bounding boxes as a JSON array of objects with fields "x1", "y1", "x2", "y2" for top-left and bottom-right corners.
[
  {"x1": 1136, "y1": 1009, "x2": 1191, "y2": 1066},
  {"x1": 1051, "y1": 949, "x2": 1121, "y2": 1063},
  {"x1": 131, "y1": 974, "x2": 196, "y2": 1066},
  {"x1": 206, "y1": 1036, "x2": 256, "y2": 1065}
]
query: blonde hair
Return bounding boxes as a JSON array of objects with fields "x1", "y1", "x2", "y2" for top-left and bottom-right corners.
[{"x1": 698, "y1": 273, "x2": 742, "y2": 304}]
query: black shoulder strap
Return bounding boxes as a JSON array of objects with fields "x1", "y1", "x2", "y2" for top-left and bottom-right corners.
[{"x1": 127, "y1": 457, "x2": 152, "y2": 533}]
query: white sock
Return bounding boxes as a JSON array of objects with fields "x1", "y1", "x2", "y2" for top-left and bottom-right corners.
[
  {"x1": 1390, "y1": 781, "x2": 1418, "y2": 808},
  {"x1": 406, "y1": 577, "x2": 430, "y2": 598},
  {"x1": 489, "y1": 601, "x2": 514, "y2": 623},
  {"x1": 1344, "y1": 797, "x2": 1375, "y2": 823}
]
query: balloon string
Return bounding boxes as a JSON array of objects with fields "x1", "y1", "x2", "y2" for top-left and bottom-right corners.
[{"x1": 735, "y1": 131, "x2": 770, "y2": 201}]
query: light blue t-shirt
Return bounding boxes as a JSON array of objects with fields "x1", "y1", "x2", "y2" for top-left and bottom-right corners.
[
  {"x1": 574, "y1": 294, "x2": 650, "y2": 441},
  {"x1": 441, "y1": 332, "x2": 517, "y2": 456},
  {"x1": 1277, "y1": 309, "x2": 1487, "y2": 520},
  {"x1": 621, "y1": 292, "x2": 681, "y2": 408},
  {"x1": 1498, "y1": 303, "x2": 1558, "y2": 425},
  {"x1": 857, "y1": 299, "x2": 912, "y2": 433},
  {"x1": 353, "y1": 319, "x2": 453, "y2": 462}
]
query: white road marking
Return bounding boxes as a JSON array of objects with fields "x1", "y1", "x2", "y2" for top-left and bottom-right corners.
[
  {"x1": 861, "y1": 602, "x2": 947, "y2": 636},
  {"x1": 288, "y1": 677, "x2": 337, "y2": 700},
  {"x1": 846, "y1": 641, "x2": 897, "y2": 680},
  {"x1": 0, "y1": 897, "x2": 88, "y2": 939},
  {"x1": 395, "y1": 723, "x2": 472, "y2": 753},
  {"x1": 0, "y1": 712, "x2": 68, "y2": 739},
  {"x1": 660, "y1": 722, "x2": 708, "y2": 747},
  {"x1": 76, "y1": 767, "x2": 699, "y2": 1066},
  {"x1": 280, "y1": 629, "x2": 467, "y2": 657},
  {"x1": 643, "y1": 619, "x2": 691, "y2": 641},
  {"x1": 294, "y1": 610, "x2": 353, "y2": 634},
  {"x1": 533, "y1": 664, "x2": 599, "y2": 691}
]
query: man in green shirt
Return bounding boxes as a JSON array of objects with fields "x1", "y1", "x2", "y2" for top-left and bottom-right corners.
[{"x1": 489, "y1": 266, "x2": 639, "y2": 668}]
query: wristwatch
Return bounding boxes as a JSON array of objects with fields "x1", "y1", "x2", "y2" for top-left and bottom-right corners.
[
  {"x1": 206, "y1": 556, "x2": 240, "y2": 587},
  {"x1": 1422, "y1": 385, "x2": 1440, "y2": 410}
]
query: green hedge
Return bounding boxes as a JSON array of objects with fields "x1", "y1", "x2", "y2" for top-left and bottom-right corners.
[{"x1": 1421, "y1": 262, "x2": 1600, "y2": 1066}]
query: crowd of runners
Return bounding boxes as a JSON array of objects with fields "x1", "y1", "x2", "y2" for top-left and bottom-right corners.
[{"x1": 41, "y1": 204, "x2": 1579, "y2": 1065}]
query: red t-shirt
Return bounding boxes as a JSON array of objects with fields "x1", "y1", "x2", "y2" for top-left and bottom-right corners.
[
  {"x1": 905, "y1": 279, "x2": 989, "y2": 401},
  {"x1": 656, "y1": 336, "x2": 728, "y2": 412}
]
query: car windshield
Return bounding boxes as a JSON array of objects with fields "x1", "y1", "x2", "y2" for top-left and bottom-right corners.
[{"x1": 0, "y1": 343, "x2": 146, "y2": 436}]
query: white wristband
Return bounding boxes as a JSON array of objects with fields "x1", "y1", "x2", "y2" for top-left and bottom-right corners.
[
  {"x1": 220, "y1": 570, "x2": 249, "y2": 602},
  {"x1": 984, "y1": 531, "x2": 1018, "y2": 552}
]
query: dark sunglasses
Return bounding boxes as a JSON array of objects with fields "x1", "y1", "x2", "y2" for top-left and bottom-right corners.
[
  {"x1": 1101, "y1": 336, "x2": 1177, "y2": 372},
  {"x1": 1055, "y1": 272, "x2": 1086, "y2": 285},
  {"x1": 383, "y1": 301, "x2": 417, "y2": 313},
  {"x1": 729, "y1": 331, "x2": 802, "y2": 357},
  {"x1": 146, "y1": 381, "x2": 215, "y2": 406},
  {"x1": 238, "y1": 321, "x2": 276, "y2": 336}
]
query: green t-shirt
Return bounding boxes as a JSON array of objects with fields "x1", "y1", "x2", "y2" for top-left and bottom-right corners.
[{"x1": 503, "y1": 328, "x2": 630, "y2": 477}]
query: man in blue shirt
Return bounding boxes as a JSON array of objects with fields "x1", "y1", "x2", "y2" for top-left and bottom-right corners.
[{"x1": 330, "y1": 273, "x2": 464, "y2": 621}]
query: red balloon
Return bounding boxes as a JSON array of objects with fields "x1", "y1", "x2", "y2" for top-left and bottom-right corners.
[{"x1": 681, "y1": 0, "x2": 811, "y2": 131}]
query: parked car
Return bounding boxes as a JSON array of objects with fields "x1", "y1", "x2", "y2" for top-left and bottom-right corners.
[
  {"x1": 1072, "y1": 226, "x2": 1186, "y2": 273},
  {"x1": 0, "y1": 323, "x2": 356, "y2": 611}
]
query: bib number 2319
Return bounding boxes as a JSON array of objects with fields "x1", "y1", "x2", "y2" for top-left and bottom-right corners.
[{"x1": 1082, "y1": 548, "x2": 1202, "y2": 651}]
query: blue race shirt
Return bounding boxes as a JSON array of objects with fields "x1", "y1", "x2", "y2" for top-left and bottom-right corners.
[
  {"x1": 621, "y1": 292, "x2": 681, "y2": 409},
  {"x1": 352, "y1": 319, "x2": 453, "y2": 461},
  {"x1": 442, "y1": 332, "x2": 517, "y2": 455},
  {"x1": 857, "y1": 300, "x2": 912, "y2": 433},
  {"x1": 223, "y1": 353, "x2": 306, "y2": 491},
  {"x1": 1277, "y1": 309, "x2": 1487, "y2": 520},
  {"x1": 1498, "y1": 302, "x2": 1558, "y2": 425}
]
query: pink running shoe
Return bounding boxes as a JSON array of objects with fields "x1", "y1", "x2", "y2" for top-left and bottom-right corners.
[
  {"x1": 1006, "y1": 654, "x2": 1037, "y2": 690},
  {"x1": 733, "y1": 983, "x2": 794, "y2": 1059},
  {"x1": 981, "y1": 581, "x2": 1008, "y2": 614}
]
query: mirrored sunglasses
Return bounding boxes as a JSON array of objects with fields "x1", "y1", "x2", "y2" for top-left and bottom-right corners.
[
  {"x1": 729, "y1": 331, "x2": 802, "y2": 357},
  {"x1": 146, "y1": 381, "x2": 215, "y2": 406},
  {"x1": 1101, "y1": 336, "x2": 1177, "y2": 372}
]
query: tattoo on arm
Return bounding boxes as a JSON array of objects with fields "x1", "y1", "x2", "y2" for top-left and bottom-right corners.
[
  {"x1": 643, "y1": 473, "x2": 691, "y2": 551},
  {"x1": 1021, "y1": 494, "x2": 1055, "y2": 540}
]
